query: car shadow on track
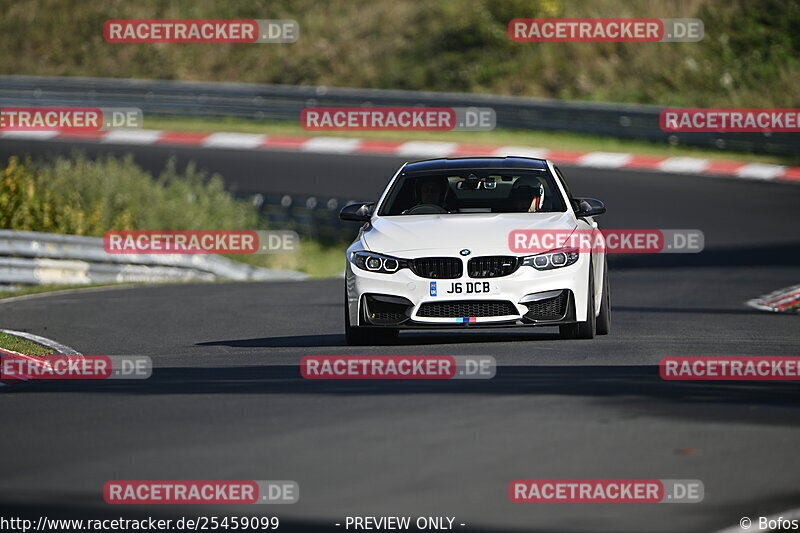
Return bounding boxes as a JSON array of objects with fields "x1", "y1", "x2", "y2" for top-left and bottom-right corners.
[
  {"x1": 197, "y1": 330, "x2": 564, "y2": 348},
  {"x1": 612, "y1": 305, "x2": 767, "y2": 315},
  {"x1": 13, "y1": 364, "x2": 800, "y2": 427}
]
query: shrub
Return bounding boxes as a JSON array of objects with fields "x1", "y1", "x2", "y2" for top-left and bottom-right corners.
[{"x1": 0, "y1": 153, "x2": 258, "y2": 235}]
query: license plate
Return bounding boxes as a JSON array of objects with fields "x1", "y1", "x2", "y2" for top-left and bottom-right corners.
[{"x1": 431, "y1": 281, "x2": 499, "y2": 296}]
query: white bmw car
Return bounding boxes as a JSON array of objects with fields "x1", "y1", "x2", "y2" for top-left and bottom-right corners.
[{"x1": 340, "y1": 157, "x2": 610, "y2": 345}]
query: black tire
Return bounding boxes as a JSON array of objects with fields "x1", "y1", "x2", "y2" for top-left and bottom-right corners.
[
  {"x1": 559, "y1": 264, "x2": 596, "y2": 339},
  {"x1": 596, "y1": 258, "x2": 611, "y2": 335},
  {"x1": 344, "y1": 291, "x2": 399, "y2": 345}
]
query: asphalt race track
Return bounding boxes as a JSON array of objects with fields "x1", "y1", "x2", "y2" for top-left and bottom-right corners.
[{"x1": 2, "y1": 139, "x2": 800, "y2": 532}]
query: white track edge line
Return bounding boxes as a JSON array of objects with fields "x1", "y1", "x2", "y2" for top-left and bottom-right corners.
[{"x1": 1, "y1": 329, "x2": 81, "y2": 356}]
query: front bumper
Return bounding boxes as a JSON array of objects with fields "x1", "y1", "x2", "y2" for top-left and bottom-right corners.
[{"x1": 345, "y1": 253, "x2": 591, "y2": 329}]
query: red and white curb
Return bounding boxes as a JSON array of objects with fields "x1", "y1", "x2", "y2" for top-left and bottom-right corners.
[
  {"x1": 0, "y1": 346, "x2": 48, "y2": 386},
  {"x1": 747, "y1": 285, "x2": 800, "y2": 314},
  {"x1": 0, "y1": 329, "x2": 82, "y2": 387},
  {"x1": 2, "y1": 129, "x2": 799, "y2": 184}
]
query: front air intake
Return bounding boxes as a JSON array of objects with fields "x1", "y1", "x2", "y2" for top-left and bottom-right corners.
[
  {"x1": 523, "y1": 291, "x2": 569, "y2": 321},
  {"x1": 467, "y1": 256, "x2": 521, "y2": 278},
  {"x1": 410, "y1": 257, "x2": 463, "y2": 279},
  {"x1": 417, "y1": 300, "x2": 517, "y2": 318}
]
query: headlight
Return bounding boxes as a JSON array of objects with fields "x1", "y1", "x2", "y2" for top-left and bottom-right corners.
[
  {"x1": 522, "y1": 247, "x2": 580, "y2": 271},
  {"x1": 351, "y1": 251, "x2": 408, "y2": 274}
]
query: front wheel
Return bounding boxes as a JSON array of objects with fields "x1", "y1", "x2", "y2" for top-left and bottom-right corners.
[
  {"x1": 345, "y1": 292, "x2": 399, "y2": 345},
  {"x1": 596, "y1": 258, "x2": 611, "y2": 335},
  {"x1": 559, "y1": 265, "x2": 596, "y2": 340}
]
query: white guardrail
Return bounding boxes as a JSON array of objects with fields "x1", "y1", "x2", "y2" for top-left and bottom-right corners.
[{"x1": 0, "y1": 230, "x2": 307, "y2": 287}]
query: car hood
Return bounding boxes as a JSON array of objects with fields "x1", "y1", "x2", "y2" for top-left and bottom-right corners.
[{"x1": 362, "y1": 212, "x2": 576, "y2": 256}]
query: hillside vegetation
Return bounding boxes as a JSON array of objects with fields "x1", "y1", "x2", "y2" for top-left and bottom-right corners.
[{"x1": 1, "y1": 0, "x2": 798, "y2": 106}]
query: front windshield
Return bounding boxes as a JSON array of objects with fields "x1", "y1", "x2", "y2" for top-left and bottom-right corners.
[{"x1": 378, "y1": 169, "x2": 567, "y2": 216}]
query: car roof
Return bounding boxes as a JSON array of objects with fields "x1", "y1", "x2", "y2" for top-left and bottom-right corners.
[{"x1": 402, "y1": 156, "x2": 549, "y2": 173}]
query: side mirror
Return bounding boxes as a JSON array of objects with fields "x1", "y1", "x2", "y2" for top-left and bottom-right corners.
[
  {"x1": 573, "y1": 197, "x2": 606, "y2": 218},
  {"x1": 339, "y1": 202, "x2": 375, "y2": 222}
]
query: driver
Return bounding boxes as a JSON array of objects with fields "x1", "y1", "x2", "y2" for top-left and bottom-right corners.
[
  {"x1": 509, "y1": 177, "x2": 545, "y2": 212},
  {"x1": 420, "y1": 178, "x2": 444, "y2": 205},
  {"x1": 403, "y1": 176, "x2": 453, "y2": 213}
]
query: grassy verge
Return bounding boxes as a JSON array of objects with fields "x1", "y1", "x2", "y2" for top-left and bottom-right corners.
[
  {"x1": 145, "y1": 116, "x2": 800, "y2": 167},
  {"x1": 227, "y1": 239, "x2": 345, "y2": 279},
  {"x1": 0, "y1": 283, "x2": 139, "y2": 300},
  {"x1": 0, "y1": 331, "x2": 54, "y2": 356},
  {"x1": 2, "y1": 0, "x2": 798, "y2": 109}
]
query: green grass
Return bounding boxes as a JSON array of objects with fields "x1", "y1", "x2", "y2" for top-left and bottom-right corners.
[
  {"x1": 227, "y1": 239, "x2": 346, "y2": 279},
  {"x1": 0, "y1": 331, "x2": 54, "y2": 356},
  {"x1": 145, "y1": 116, "x2": 800, "y2": 167},
  {"x1": 0, "y1": 283, "x2": 138, "y2": 300}
]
